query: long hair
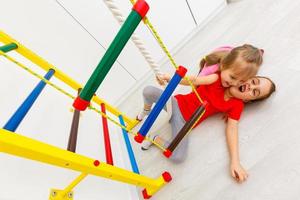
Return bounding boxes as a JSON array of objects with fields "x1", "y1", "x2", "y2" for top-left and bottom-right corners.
[{"x1": 199, "y1": 44, "x2": 264, "y2": 80}]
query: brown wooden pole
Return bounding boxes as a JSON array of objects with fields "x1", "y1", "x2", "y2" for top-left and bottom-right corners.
[
  {"x1": 67, "y1": 89, "x2": 81, "y2": 152},
  {"x1": 163, "y1": 104, "x2": 206, "y2": 158}
]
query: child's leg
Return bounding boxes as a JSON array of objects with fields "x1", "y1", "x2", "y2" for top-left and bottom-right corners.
[
  {"x1": 167, "y1": 98, "x2": 188, "y2": 163},
  {"x1": 137, "y1": 86, "x2": 168, "y2": 120},
  {"x1": 143, "y1": 98, "x2": 188, "y2": 163},
  {"x1": 140, "y1": 96, "x2": 173, "y2": 150}
]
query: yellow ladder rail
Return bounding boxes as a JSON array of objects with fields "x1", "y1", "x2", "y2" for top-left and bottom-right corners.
[
  {"x1": 0, "y1": 128, "x2": 169, "y2": 197},
  {"x1": 0, "y1": 30, "x2": 137, "y2": 127}
]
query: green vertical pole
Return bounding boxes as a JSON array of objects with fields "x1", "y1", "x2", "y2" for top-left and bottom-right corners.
[
  {"x1": 0, "y1": 43, "x2": 18, "y2": 53},
  {"x1": 73, "y1": 0, "x2": 149, "y2": 111}
]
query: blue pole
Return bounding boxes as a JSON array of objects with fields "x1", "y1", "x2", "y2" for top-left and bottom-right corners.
[
  {"x1": 119, "y1": 115, "x2": 140, "y2": 174},
  {"x1": 3, "y1": 69, "x2": 55, "y2": 132},
  {"x1": 135, "y1": 66, "x2": 187, "y2": 143}
]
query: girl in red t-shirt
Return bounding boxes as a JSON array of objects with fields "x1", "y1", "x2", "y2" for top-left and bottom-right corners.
[{"x1": 137, "y1": 45, "x2": 275, "y2": 183}]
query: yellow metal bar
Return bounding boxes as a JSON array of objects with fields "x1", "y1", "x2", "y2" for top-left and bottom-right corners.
[
  {"x1": 0, "y1": 30, "x2": 135, "y2": 127},
  {"x1": 0, "y1": 31, "x2": 171, "y2": 151},
  {"x1": 0, "y1": 48, "x2": 165, "y2": 150},
  {"x1": 145, "y1": 174, "x2": 169, "y2": 196},
  {"x1": 0, "y1": 49, "x2": 141, "y2": 143},
  {"x1": 58, "y1": 173, "x2": 88, "y2": 198},
  {"x1": 0, "y1": 128, "x2": 168, "y2": 194},
  {"x1": 126, "y1": 118, "x2": 140, "y2": 130}
]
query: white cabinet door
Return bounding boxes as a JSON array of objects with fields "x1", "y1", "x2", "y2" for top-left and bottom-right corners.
[
  {"x1": 1, "y1": 0, "x2": 137, "y2": 105},
  {"x1": 115, "y1": 0, "x2": 197, "y2": 62},
  {"x1": 58, "y1": 0, "x2": 198, "y2": 78},
  {"x1": 57, "y1": 0, "x2": 151, "y2": 80},
  {"x1": 187, "y1": 0, "x2": 226, "y2": 25}
]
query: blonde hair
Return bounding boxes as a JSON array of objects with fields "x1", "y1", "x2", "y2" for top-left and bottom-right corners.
[{"x1": 200, "y1": 44, "x2": 264, "y2": 80}]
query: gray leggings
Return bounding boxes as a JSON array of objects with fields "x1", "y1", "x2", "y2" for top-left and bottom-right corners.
[{"x1": 143, "y1": 86, "x2": 188, "y2": 163}]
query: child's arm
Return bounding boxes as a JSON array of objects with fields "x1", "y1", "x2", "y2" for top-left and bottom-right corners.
[
  {"x1": 181, "y1": 74, "x2": 218, "y2": 86},
  {"x1": 161, "y1": 73, "x2": 218, "y2": 87},
  {"x1": 226, "y1": 118, "x2": 249, "y2": 183}
]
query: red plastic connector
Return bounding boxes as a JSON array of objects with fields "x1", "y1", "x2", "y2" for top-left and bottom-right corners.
[
  {"x1": 132, "y1": 0, "x2": 149, "y2": 18},
  {"x1": 142, "y1": 189, "x2": 152, "y2": 199},
  {"x1": 134, "y1": 133, "x2": 145, "y2": 143},
  {"x1": 176, "y1": 66, "x2": 187, "y2": 77},
  {"x1": 93, "y1": 160, "x2": 100, "y2": 167},
  {"x1": 162, "y1": 171, "x2": 172, "y2": 183},
  {"x1": 163, "y1": 149, "x2": 172, "y2": 158},
  {"x1": 202, "y1": 100, "x2": 208, "y2": 107},
  {"x1": 73, "y1": 96, "x2": 90, "y2": 111}
]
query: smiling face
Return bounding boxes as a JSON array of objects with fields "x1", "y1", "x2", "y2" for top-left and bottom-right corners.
[
  {"x1": 221, "y1": 68, "x2": 244, "y2": 87},
  {"x1": 229, "y1": 77, "x2": 274, "y2": 102},
  {"x1": 220, "y1": 56, "x2": 258, "y2": 88}
]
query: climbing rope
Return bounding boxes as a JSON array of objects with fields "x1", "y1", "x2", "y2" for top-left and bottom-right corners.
[
  {"x1": 127, "y1": 0, "x2": 207, "y2": 145},
  {"x1": 129, "y1": 0, "x2": 204, "y2": 104},
  {"x1": 103, "y1": 0, "x2": 162, "y2": 76}
]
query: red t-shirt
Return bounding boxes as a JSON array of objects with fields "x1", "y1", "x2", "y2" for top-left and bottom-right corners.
[{"x1": 175, "y1": 73, "x2": 244, "y2": 127}]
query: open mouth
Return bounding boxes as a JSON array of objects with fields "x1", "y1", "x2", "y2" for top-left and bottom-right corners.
[{"x1": 239, "y1": 85, "x2": 246, "y2": 92}]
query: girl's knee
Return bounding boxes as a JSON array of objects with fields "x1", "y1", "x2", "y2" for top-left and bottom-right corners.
[
  {"x1": 143, "y1": 86, "x2": 156, "y2": 98},
  {"x1": 168, "y1": 142, "x2": 188, "y2": 163}
]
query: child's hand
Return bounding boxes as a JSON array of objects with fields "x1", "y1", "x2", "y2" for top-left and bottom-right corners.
[
  {"x1": 161, "y1": 73, "x2": 171, "y2": 82},
  {"x1": 155, "y1": 75, "x2": 165, "y2": 86},
  {"x1": 156, "y1": 73, "x2": 171, "y2": 86},
  {"x1": 230, "y1": 162, "x2": 249, "y2": 183}
]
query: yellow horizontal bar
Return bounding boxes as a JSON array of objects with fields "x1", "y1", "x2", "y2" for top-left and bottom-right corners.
[
  {"x1": 0, "y1": 30, "x2": 135, "y2": 127},
  {"x1": 0, "y1": 128, "x2": 164, "y2": 191}
]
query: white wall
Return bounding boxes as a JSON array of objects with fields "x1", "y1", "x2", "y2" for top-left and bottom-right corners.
[
  {"x1": 188, "y1": 0, "x2": 226, "y2": 25},
  {"x1": 0, "y1": 0, "x2": 225, "y2": 199}
]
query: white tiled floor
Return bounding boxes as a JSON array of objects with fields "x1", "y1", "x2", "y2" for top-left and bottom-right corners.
[{"x1": 118, "y1": 0, "x2": 300, "y2": 199}]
